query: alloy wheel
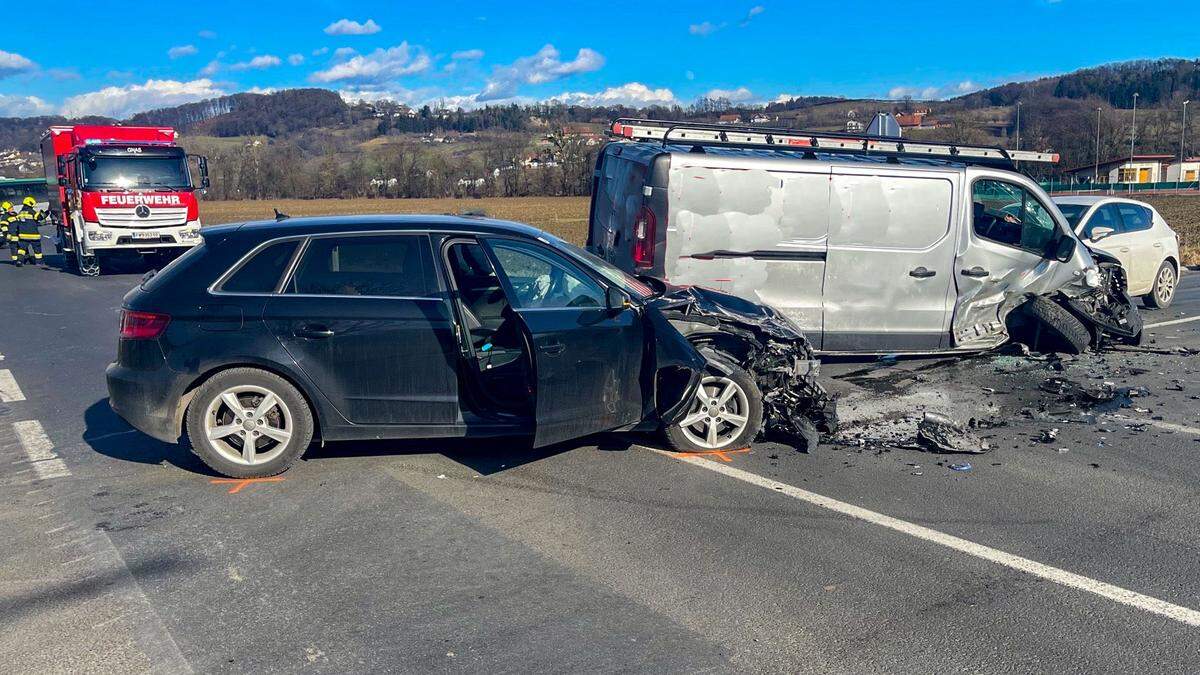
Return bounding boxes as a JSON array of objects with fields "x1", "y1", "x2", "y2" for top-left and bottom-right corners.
[
  {"x1": 677, "y1": 375, "x2": 751, "y2": 449},
  {"x1": 203, "y1": 385, "x2": 294, "y2": 466},
  {"x1": 1156, "y1": 265, "x2": 1176, "y2": 305}
]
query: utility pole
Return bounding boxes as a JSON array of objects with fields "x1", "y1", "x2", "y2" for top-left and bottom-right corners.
[
  {"x1": 1181, "y1": 100, "x2": 1190, "y2": 188},
  {"x1": 1095, "y1": 107, "x2": 1102, "y2": 186},
  {"x1": 1129, "y1": 92, "x2": 1138, "y2": 191},
  {"x1": 1015, "y1": 101, "x2": 1022, "y2": 151}
]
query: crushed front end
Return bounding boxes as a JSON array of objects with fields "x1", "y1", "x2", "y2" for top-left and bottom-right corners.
[
  {"x1": 1059, "y1": 252, "x2": 1144, "y2": 345},
  {"x1": 650, "y1": 286, "x2": 837, "y2": 448}
]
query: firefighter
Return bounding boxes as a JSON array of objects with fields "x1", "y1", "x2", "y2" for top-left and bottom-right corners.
[
  {"x1": 0, "y1": 201, "x2": 16, "y2": 264},
  {"x1": 14, "y1": 196, "x2": 45, "y2": 267}
]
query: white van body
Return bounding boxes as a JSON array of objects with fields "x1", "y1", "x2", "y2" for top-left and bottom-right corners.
[{"x1": 588, "y1": 140, "x2": 1137, "y2": 353}]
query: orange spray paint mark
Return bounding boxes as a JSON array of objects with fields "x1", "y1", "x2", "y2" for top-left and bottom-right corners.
[
  {"x1": 672, "y1": 447, "x2": 750, "y2": 462},
  {"x1": 209, "y1": 477, "x2": 286, "y2": 494}
]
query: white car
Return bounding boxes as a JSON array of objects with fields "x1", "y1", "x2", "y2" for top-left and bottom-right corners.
[{"x1": 1053, "y1": 196, "x2": 1181, "y2": 308}]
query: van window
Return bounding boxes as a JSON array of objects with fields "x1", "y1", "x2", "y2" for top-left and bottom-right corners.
[
  {"x1": 830, "y1": 174, "x2": 952, "y2": 249},
  {"x1": 1116, "y1": 203, "x2": 1153, "y2": 233},
  {"x1": 219, "y1": 240, "x2": 299, "y2": 293},
  {"x1": 972, "y1": 180, "x2": 1058, "y2": 255},
  {"x1": 287, "y1": 234, "x2": 435, "y2": 297}
]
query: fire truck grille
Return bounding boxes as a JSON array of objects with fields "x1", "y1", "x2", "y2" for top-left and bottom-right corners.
[{"x1": 96, "y1": 207, "x2": 189, "y2": 228}]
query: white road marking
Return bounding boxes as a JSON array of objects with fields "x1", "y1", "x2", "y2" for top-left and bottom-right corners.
[
  {"x1": 12, "y1": 420, "x2": 73, "y2": 479},
  {"x1": 1144, "y1": 315, "x2": 1200, "y2": 329},
  {"x1": 1110, "y1": 415, "x2": 1200, "y2": 435},
  {"x1": 0, "y1": 369, "x2": 25, "y2": 402},
  {"x1": 652, "y1": 447, "x2": 1200, "y2": 628}
]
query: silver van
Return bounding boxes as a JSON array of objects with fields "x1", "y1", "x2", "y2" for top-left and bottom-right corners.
[{"x1": 587, "y1": 119, "x2": 1142, "y2": 354}]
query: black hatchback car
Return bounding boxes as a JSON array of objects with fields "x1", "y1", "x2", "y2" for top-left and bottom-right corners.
[{"x1": 107, "y1": 215, "x2": 834, "y2": 478}]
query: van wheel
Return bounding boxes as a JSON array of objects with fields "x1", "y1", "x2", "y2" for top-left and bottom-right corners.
[
  {"x1": 1022, "y1": 296, "x2": 1091, "y2": 355},
  {"x1": 1143, "y1": 261, "x2": 1176, "y2": 309},
  {"x1": 185, "y1": 368, "x2": 314, "y2": 478},
  {"x1": 664, "y1": 363, "x2": 762, "y2": 452}
]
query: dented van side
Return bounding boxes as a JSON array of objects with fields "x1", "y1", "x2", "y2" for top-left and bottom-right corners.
[{"x1": 588, "y1": 142, "x2": 1140, "y2": 354}]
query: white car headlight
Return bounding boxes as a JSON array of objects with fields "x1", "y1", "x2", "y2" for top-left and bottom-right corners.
[{"x1": 1084, "y1": 267, "x2": 1101, "y2": 288}]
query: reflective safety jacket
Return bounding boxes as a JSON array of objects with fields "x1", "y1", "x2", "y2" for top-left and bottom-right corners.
[{"x1": 15, "y1": 209, "x2": 45, "y2": 239}]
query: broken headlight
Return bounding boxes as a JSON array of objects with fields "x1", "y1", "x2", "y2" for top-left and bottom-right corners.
[{"x1": 1083, "y1": 267, "x2": 1101, "y2": 288}]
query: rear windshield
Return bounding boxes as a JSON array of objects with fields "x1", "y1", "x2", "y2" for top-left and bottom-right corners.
[
  {"x1": 141, "y1": 242, "x2": 207, "y2": 292},
  {"x1": 1056, "y1": 203, "x2": 1089, "y2": 228}
]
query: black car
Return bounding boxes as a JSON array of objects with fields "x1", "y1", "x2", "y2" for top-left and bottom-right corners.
[{"x1": 106, "y1": 215, "x2": 834, "y2": 478}]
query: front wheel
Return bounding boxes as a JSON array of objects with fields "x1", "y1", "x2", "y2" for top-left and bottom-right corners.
[
  {"x1": 663, "y1": 364, "x2": 762, "y2": 452},
  {"x1": 1144, "y1": 261, "x2": 1177, "y2": 309},
  {"x1": 185, "y1": 368, "x2": 314, "y2": 478}
]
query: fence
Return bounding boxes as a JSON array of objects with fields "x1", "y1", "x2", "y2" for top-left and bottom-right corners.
[{"x1": 1040, "y1": 180, "x2": 1200, "y2": 195}]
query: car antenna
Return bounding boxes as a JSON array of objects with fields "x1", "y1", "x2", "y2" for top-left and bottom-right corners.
[{"x1": 273, "y1": 208, "x2": 290, "y2": 221}]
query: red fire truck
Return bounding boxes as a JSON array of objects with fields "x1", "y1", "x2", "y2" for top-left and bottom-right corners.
[{"x1": 41, "y1": 125, "x2": 209, "y2": 276}]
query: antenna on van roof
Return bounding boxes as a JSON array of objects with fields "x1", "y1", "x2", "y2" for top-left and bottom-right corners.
[
  {"x1": 273, "y1": 208, "x2": 290, "y2": 221},
  {"x1": 607, "y1": 118, "x2": 1059, "y2": 170}
]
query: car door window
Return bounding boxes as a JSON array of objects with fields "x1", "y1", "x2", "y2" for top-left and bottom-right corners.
[
  {"x1": 487, "y1": 239, "x2": 606, "y2": 309},
  {"x1": 218, "y1": 240, "x2": 299, "y2": 293},
  {"x1": 1115, "y1": 204, "x2": 1152, "y2": 233},
  {"x1": 1083, "y1": 204, "x2": 1122, "y2": 239},
  {"x1": 287, "y1": 234, "x2": 435, "y2": 297},
  {"x1": 972, "y1": 180, "x2": 1059, "y2": 255}
]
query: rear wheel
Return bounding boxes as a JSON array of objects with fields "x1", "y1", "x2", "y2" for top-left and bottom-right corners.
[
  {"x1": 664, "y1": 363, "x2": 762, "y2": 452},
  {"x1": 1143, "y1": 261, "x2": 1177, "y2": 309},
  {"x1": 186, "y1": 368, "x2": 314, "y2": 478}
]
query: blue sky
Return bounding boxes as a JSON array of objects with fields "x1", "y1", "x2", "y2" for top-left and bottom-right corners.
[{"x1": 1, "y1": 0, "x2": 1197, "y2": 118}]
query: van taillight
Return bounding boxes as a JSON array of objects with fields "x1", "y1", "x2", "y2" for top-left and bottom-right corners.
[
  {"x1": 120, "y1": 310, "x2": 170, "y2": 339},
  {"x1": 632, "y1": 205, "x2": 657, "y2": 268}
]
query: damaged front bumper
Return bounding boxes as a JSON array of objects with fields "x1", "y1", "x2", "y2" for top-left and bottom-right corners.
[
  {"x1": 650, "y1": 286, "x2": 837, "y2": 448},
  {"x1": 1060, "y1": 255, "x2": 1143, "y2": 344}
]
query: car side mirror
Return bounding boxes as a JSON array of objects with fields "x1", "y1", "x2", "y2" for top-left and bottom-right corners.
[
  {"x1": 605, "y1": 286, "x2": 629, "y2": 311},
  {"x1": 1052, "y1": 235, "x2": 1077, "y2": 263},
  {"x1": 1089, "y1": 226, "x2": 1115, "y2": 242}
]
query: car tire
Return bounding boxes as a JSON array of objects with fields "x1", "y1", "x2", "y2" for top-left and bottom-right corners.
[
  {"x1": 185, "y1": 368, "x2": 314, "y2": 478},
  {"x1": 1023, "y1": 296, "x2": 1092, "y2": 355},
  {"x1": 663, "y1": 361, "x2": 763, "y2": 452},
  {"x1": 1143, "y1": 260, "x2": 1177, "y2": 309}
]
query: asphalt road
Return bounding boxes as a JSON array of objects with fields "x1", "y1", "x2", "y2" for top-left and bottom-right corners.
[{"x1": 3, "y1": 237, "x2": 1200, "y2": 673}]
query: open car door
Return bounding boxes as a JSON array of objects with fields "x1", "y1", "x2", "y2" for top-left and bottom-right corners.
[{"x1": 482, "y1": 237, "x2": 649, "y2": 447}]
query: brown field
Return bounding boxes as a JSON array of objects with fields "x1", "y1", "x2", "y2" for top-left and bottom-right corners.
[
  {"x1": 200, "y1": 193, "x2": 1200, "y2": 265},
  {"x1": 200, "y1": 196, "x2": 592, "y2": 244}
]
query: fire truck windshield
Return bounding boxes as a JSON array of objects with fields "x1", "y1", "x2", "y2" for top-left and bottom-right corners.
[{"x1": 81, "y1": 155, "x2": 192, "y2": 191}]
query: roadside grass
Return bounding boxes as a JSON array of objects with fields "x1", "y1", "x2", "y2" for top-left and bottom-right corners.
[
  {"x1": 200, "y1": 196, "x2": 592, "y2": 244},
  {"x1": 1135, "y1": 194, "x2": 1200, "y2": 266}
]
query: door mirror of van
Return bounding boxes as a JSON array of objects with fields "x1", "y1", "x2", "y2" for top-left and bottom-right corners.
[
  {"x1": 1089, "y1": 226, "x2": 1115, "y2": 242},
  {"x1": 606, "y1": 286, "x2": 630, "y2": 311},
  {"x1": 1052, "y1": 235, "x2": 1077, "y2": 263}
]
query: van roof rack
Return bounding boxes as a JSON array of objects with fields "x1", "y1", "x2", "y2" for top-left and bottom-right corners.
[{"x1": 608, "y1": 118, "x2": 1058, "y2": 169}]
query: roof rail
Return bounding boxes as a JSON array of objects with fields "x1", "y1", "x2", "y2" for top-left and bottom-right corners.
[{"x1": 607, "y1": 118, "x2": 1058, "y2": 169}]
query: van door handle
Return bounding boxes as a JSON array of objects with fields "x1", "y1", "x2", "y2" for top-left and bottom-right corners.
[
  {"x1": 908, "y1": 266, "x2": 936, "y2": 278},
  {"x1": 294, "y1": 324, "x2": 335, "y2": 339},
  {"x1": 960, "y1": 266, "x2": 990, "y2": 278},
  {"x1": 538, "y1": 341, "x2": 566, "y2": 356}
]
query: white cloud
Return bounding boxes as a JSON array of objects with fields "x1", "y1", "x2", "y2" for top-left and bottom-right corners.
[
  {"x1": 245, "y1": 86, "x2": 278, "y2": 95},
  {"x1": 689, "y1": 21, "x2": 723, "y2": 36},
  {"x1": 452, "y1": 49, "x2": 484, "y2": 60},
  {"x1": 312, "y1": 47, "x2": 329, "y2": 56},
  {"x1": 324, "y1": 18, "x2": 381, "y2": 36},
  {"x1": 200, "y1": 60, "x2": 221, "y2": 76},
  {"x1": 334, "y1": 47, "x2": 358, "y2": 59},
  {"x1": 198, "y1": 30, "x2": 217, "y2": 39},
  {"x1": 311, "y1": 43, "x2": 431, "y2": 83},
  {"x1": 739, "y1": 5, "x2": 765, "y2": 26},
  {"x1": 954, "y1": 80, "x2": 981, "y2": 94},
  {"x1": 60, "y1": 78, "x2": 225, "y2": 118},
  {"x1": 0, "y1": 49, "x2": 36, "y2": 78},
  {"x1": 0, "y1": 93, "x2": 54, "y2": 116},
  {"x1": 773, "y1": 92, "x2": 802, "y2": 103},
  {"x1": 706, "y1": 86, "x2": 755, "y2": 103},
  {"x1": 287, "y1": 53, "x2": 305, "y2": 66},
  {"x1": 478, "y1": 44, "x2": 604, "y2": 101},
  {"x1": 553, "y1": 82, "x2": 678, "y2": 108},
  {"x1": 168, "y1": 44, "x2": 197, "y2": 59},
  {"x1": 888, "y1": 79, "x2": 983, "y2": 100},
  {"x1": 230, "y1": 55, "x2": 282, "y2": 71}
]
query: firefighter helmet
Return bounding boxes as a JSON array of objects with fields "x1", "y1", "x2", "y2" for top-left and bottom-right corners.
[
  {"x1": 22, "y1": 196, "x2": 37, "y2": 208},
  {"x1": 0, "y1": 201, "x2": 11, "y2": 211}
]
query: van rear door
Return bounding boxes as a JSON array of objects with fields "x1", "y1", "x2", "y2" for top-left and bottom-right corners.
[{"x1": 821, "y1": 169, "x2": 958, "y2": 352}]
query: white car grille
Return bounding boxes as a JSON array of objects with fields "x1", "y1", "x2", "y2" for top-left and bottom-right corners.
[{"x1": 96, "y1": 207, "x2": 189, "y2": 228}]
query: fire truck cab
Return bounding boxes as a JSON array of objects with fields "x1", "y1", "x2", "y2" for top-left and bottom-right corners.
[{"x1": 41, "y1": 125, "x2": 209, "y2": 276}]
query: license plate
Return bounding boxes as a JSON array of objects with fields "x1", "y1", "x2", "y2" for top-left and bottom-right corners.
[{"x1": 131, "y1": 231, "x2": 159, "y2": 239}]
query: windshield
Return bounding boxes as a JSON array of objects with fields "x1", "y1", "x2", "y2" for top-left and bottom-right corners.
[
  {"x1": 1055, "y1": 203, "x2": 1089, "y2": 228},
  {"x1": 82, "y1": 155, "x2": 192, "y2": 190},
  {"x1": 545, "y1": 236, "x2": 656, "y2": 300}
]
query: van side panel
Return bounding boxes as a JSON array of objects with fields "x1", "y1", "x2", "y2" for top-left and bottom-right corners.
[
  {"x1": 821, "y1": 170, "x2": 959, "y2": 351},
  {"x1": 663, "y1": 159, "x2": 830, "y2": 343}
]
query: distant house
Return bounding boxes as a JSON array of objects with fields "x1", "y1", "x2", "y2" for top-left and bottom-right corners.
[
  {"x1": 845, "y1": 119, "x2": 865, "y2": 133},
  {"x1": 717, "y1": 114, "x2": 742, "y2": 125},
  {"x1": 895, "y1": 108, "x2": 938, "y2": 129},
  {"x1": 1166, "y1": 157, "x2": 1200, "y2": 183},
  {"x1": 1063, "y1": 154, "x2": 1175, "y2": 184},
  {"x1": 750, "y1": 114, "x2": 772, "y2": 124}
]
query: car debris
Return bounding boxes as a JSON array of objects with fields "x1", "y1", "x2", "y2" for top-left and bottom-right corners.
[
  {"x1": 949, "y1": 462, "x2": 973, "y2": 472},
  {"x1": 915, "y1": 412, "x2": 991, "y2": 454},
  {"x1": 654, "y1": 285, "x2": 837, "y2": 449}
]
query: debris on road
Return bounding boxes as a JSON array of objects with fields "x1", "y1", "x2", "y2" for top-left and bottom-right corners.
[
  {"x1": 915, "y1": 413, "x2": 991, "y2": 454},
  {"x1": 949, "y1": 462, "x2": 973, "y2": 472}
]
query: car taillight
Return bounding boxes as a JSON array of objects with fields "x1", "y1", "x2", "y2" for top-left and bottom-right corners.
[
  {"x1": 120, "y1": 310, "x2": 170, "y2": 339},
  {"x1": 632, "y1": 205, "x2": 657, "y2": 269}
]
